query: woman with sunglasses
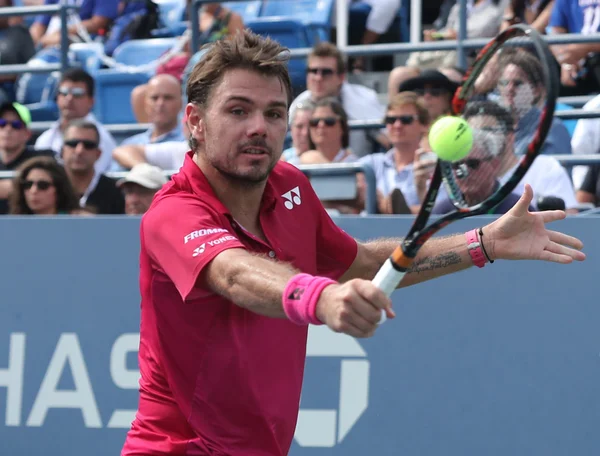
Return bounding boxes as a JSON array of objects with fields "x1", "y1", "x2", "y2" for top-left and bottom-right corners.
[
  {"x1": 299, "y1": 97, "x2": 358, "y2": 165},
  {"x1": 8, "y1": 156, "x2": 80, "y2": 215}
]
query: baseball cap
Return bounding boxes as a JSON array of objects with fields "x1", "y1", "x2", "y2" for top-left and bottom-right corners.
[
  {"x1": 399, "y1": 69, "x2": 459, "y2": 94},
  {"x1": 117, "y1": 163, "x2": 168, "y2": 190},
  {"x1": 0, "y1": 102, "x2": 32, "y2": 127}
]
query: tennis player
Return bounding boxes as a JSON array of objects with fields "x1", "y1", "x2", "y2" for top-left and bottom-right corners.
[{"x1": 122, "y1": 30, "x2": 585, "y2": 456}]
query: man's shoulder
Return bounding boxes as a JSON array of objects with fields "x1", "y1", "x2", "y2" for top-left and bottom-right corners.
[
  {"x1": 342, "y1": 81, "x2": 379, "y2": 100},
  {"x1": 121, "y1": 131, "x2": 149, "y2": 146}
]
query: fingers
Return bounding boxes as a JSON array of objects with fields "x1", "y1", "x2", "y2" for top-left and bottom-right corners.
[
  {"x1": 511, "y1": 184, "x2": 534, "y2": 216},
  {"x1": 540, "y1": 210, "x2": 566, "y2": 223},
  {"x1": 548, "y1": 230, "x2": 584, "y2": 250}
]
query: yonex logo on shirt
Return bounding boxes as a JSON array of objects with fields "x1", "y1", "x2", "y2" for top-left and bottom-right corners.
[
  {"x1": 184, "y1": 228, "x2": 229, "y2": 244},
  {"x1": 192, "y1": 243, "x2": 206, "y2": 257},
  {"x1": 281, "y1": 186, "x2": 301, "y2": 210},
  {"x1": 191, "y1": 235, "x2": 237, "y2": 257}
]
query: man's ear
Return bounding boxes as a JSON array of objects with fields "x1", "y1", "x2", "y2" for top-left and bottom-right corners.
[{"x1": 185, "y1": 103, "x2": 204, "y2": 144}]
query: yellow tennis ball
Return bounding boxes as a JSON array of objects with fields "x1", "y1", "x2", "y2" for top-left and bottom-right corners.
[{"x1": 428, "y1": 116, "x2": 473, "y2": 162}]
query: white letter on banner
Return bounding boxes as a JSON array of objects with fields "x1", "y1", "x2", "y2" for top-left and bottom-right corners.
[
  {"x1": 0, "y1": 333, "x2": 25, "y2": 426},
  {"x1": 107, "y1": 333, "x2": 140, "y2": 428},
  {"x1": 26, "y1": 333, "x2": 101, "y2": 428}
]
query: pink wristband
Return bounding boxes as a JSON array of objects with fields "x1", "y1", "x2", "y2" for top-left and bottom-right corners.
[
  {"x1": 465, "y1": 228, "x2": 486, "y2": 268},
  {"x1": 282, "y1": 273, "x2": 336, "y2": 325}
]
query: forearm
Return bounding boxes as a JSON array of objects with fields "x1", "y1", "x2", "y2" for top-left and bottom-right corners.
[
  {"x1": 203, "y1": 250, "x2": 299, "y2": 318},
  {"x1": 112, "y1": 145, "x2": 147, "y2": 168}
]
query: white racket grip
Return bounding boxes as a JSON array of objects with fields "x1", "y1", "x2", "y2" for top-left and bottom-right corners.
[{"x1": 372, "y1": 258, "x2": 406, "y2": 325}]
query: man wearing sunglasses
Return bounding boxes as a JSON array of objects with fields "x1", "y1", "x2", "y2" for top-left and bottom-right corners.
[
  {"x1": 61, "y1": 119, "x2": 124, "y2": 214},
  {"x1": 289, "y1": 42, "x2": 389, "y2": 157},
  {"x1": 35, "y1": 68, "x2": 117, "y2": 174},
  {"x1": 0, "y1": 102, "x2": 54, "y2": 214}
]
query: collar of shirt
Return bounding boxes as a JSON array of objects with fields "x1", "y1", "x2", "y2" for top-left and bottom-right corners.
[
  {"x1": 383, "y1": 148, "x2": 414, "y2": 173},
  {"x1": 178, "y1": 151, "x2": 278, "y2": 217}
]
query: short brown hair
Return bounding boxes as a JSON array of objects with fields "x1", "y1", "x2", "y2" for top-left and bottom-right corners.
[
  {"x1": 308, "y1": 42, "x2": 346, "y2": 74},
  {"x1": 386, "y1": 92, "x2": 430, "y2": 125},
  {"x1": 186, "y1": 30, "x2": 293, "y2": 109},
  {"x1": 498, "y1": 48, "x2": 544, "y2": 86}
]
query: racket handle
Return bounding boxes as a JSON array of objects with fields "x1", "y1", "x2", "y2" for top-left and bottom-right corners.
[{"x1": 372, "y1": 258, "x2": 406, "y2": 325}]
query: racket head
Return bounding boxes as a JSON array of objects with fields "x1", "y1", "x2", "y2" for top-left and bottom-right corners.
[{"x1": 441, "y1": 24, "x2": 558, "y2": 214}]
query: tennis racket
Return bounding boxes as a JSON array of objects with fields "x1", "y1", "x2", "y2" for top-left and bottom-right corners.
[{"x1": 373, "y1": 24, "x2": 558, "y2": 322}]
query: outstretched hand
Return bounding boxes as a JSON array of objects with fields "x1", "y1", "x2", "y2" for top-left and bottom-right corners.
[{"x1": 484, "y1": 185, "x2": 586, "y2": 264}]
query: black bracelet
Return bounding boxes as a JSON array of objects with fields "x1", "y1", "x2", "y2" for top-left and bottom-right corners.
[{"x1": 478, "y1": 227, "x2": 494, "y2": 263}]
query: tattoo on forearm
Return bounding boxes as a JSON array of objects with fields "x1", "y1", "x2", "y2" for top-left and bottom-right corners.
[{"x1": 408, "y1": 251, "x2": 462, "y2": 274}]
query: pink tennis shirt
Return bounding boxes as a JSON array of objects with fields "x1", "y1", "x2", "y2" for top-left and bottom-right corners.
[{"x1": 122, "y1": 152, "x2": 358, "y2": 455}]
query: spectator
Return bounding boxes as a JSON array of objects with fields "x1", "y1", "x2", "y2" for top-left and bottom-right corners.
[
  {"x1": 576, "y1": 164, "x2": 600, "y2": 206},
  {"x1": 35, "y1": 68, "x2": 117, "y2": 173},
  {"x1": 388, "y1": 0, "x2": 503, "y2": 92},
  {"x1": 432, "y1": 101, "x2": 526, "y2": 214},
  {"x1": 500, "y1": 0, "x2": 555, "y2": 33},
  {"x1": 496, "y1": 49, "x2": 572, "y2": 157},
  {"x1": 0, "y1": 102, "x2": 54, "y2": 214},
  {"x1": 359, "y1": 92, "x2": 431, "y2": 214},
  {"x1": 300, "y1": 98, "x2": 358, "y2": 165},
  {"x1": 8, "y1": 155, "x2": 80, "y2": 215},
  {"x1": 290, "y1": 42, "x2": 389, "y2": 157},
  {"x1": 131, "y1": 1, "x2": 244, "y2": 123},
  {"x1": 29, "y1": 0, "x2": 122, "y2": 48},
  {"x1": 117, "y1": 163, "x2": 167, "y2": 215},
  {"x1": 122, "y1": 74, "x2": 184, "y2": 147},
  {"x1": 61, "y1": 119, "x2": 124, "y2": 214},
  {"x1": 398, "y1": 69, "x2": 458, "y2": 122},
  {"x1": 571, "y1": 93, "x2": 600, "y2": 189},
  {"x1": 281, "y1": 101, "x2": 314, "y2": 165},
  {"x1": 549, "y1": 0, "x2": 600, "y2": 96}
]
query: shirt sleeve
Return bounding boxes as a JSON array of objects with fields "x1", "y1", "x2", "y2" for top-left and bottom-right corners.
[
  {"x1": 142, "y1": 197, "x2": 246, "y2": 301},
  {"x1": 90, "y1": 0, "x2": 120, "y2": 19},
  {"x1": 34, "y1": 0, "x2": 55, "y2": 26},
  {"x1": 548, "y1": 0, "x2": 568, "y2": 29},
  {"x1": 145, "y1": 141, "x2": 189, "y2": 170}
]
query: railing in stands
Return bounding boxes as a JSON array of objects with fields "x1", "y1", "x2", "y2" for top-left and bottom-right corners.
[{"x1": 0, "y1": 4, "x2": 77, "y2": 74}]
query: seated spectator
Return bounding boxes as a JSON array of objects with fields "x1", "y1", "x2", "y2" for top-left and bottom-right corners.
[
  {"x1": 496, "y1": 49, "x2": 571, "y2": 156},
  {"x1": 290, "y1": 42, "x2": 389, "y2": 157},
  {"x1": 300, "y1": 98, "x2": 358, "y2": 165},
  {"x1": 549, "y1": 0, "x2": 600, "y2": 96},
  {"x1": 61, "y1": 119, "x2": 124, "y2": 214},
  {"x1": 571, "y1": 93, "x2": 600, "y2": 189},
  {"x1": 131, "y1": 1, "x2": 244, "y2": 123},
  {"x1": 432, "y1": 101, "x2": 526, "y2": 214},
  {"x1": 117, "y1": 163, "x2": 167, "y2": 215},
  {"x1": 388, "y1": 0, "x2": 503, "y2": 92},
  {"x1": 281, "y1": 101, "x2": 314, "y2": 166},
  {"x1": 0, "y1": 102, "x2": 54, "y2": 214},
  {"x1": 398, "y1": 69, "x2": 458, "y2": 122},
  {"x1": 29, "y1": 0, "x2": 123, "y2": 48},
  {"x1": 0, "y1": 0, "x2": 36, "y2": 103},
  {"x1": 35, "y1": 68, "x2": 117, "y2": 173},
  {"x1": 359, "y1": 92, "x2": 431, "y2": 214},
  {"x1": 500, "y1": 0, "x2": 555, "y2": 33},
  {"x1": 8, "y1": 155, "x2": 80, "y2": 215},
  {"x1": 122, "y1": 74, "x2": 184, "y2": 147},
  {"x1": 576, "y1": 164, "x2": 600, "y2": 206}
]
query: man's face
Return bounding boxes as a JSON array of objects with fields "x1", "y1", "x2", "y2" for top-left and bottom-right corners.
[
  {"x1": 415, "y1": 84, "x2": 451, "y2": 121},
  {"x1": 57, "y1": 81, "x2": 94, "y2": 121},
  {"x1": 187, "y1": 68, "x2": 288, "y2": 183},
  {"x1": 306, "y1": 56, "x2": 344, "y2": 100},
  {"x1": 122, "y1": 183, "x2": 157, "y2": 215},
  {"x1": 498, "y1": 64, "x2": 538, "y2": 118},
  {"x1": 146, "y1": 76, "x2": 182, "y2": 130},
  {"x1": 384, "y1": 104, "x2": 427, "y2": 150},
  {"x1": 291, "y1": 109, "x2": 312, "y2": 153},
  {"x1": 0, "y1": 110, "x2": 30, "y2": 153},
  {"x1": 62, "y1": 126, "x2": 101, "y2": 174}
]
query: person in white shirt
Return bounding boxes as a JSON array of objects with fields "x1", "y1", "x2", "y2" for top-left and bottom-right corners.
[
  {"x1": 35, "y1": 68, "x2": 117, "y2": 173},
  {"x1": 570, "y1": 93, "x2": 600, "y2": 189},
  {"x1": 289, "y1": 41, "x2": 389, "y2": 157}
]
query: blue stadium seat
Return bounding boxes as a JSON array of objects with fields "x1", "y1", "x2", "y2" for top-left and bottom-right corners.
[
  {"x1": 112, "y1": 38, "x2": 178, "y2": 67},
  {"x1": 261, "y1": 0, "x2": 334, "y2": 44},
  {"x1": 556, "y1": 102, "x2": 578, "y2": 137},
  {"x1": 245, "y1": 18, "x2": 311, "y2": 90},
  {"x1": 222, "y1": 1, "x2": 262, "y2": 22},
  {"x1": 68, "y1": 42, "x2": 104, "y2": 74}
]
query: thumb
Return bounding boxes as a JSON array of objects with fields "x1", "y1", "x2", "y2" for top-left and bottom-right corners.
[{"x1": 511, "y1": 184, "x2": 533, "y2": 216}]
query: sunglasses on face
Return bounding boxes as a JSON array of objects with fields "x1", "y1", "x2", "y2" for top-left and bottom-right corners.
[
  {"x1": 22, "y1": 179, "x2": 53, "y2": 191},
  {"x1": 498, "y1": 78, "x2": 526, "y2": 88},
  {"x1": 64, "y1": 139, "x2": 98, "y2": 150},
  {"x1": 309, "y1": 117, "x2": 339, "y2": 127},
  {"x1": 0, "y1": 118, "x2": 25, "y2": 130},
  {"x1": 307, "y1": 67, "x2": 335, "y2": 77},
  {"x1": 414, "y1": 87, "x2": 447, "y2": 97},
  {"x1": 57, "y1": 87, "x2": 87, "y2": 98},
  {"x1": 384, "y1": 115, "x2": 419, "y2": 126},
  {"x1": 451, "y1": 157, "x2": 493, "y2": 171}
]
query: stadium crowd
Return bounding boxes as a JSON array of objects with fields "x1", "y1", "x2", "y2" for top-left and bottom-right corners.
[{"x1": 0, "y1": 0, "x2": 598, "y2": 216}]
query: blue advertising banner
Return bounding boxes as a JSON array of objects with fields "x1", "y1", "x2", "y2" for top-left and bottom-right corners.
[{"x1": 0, "y1": 216, "x2": 598, "y2": 455}]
